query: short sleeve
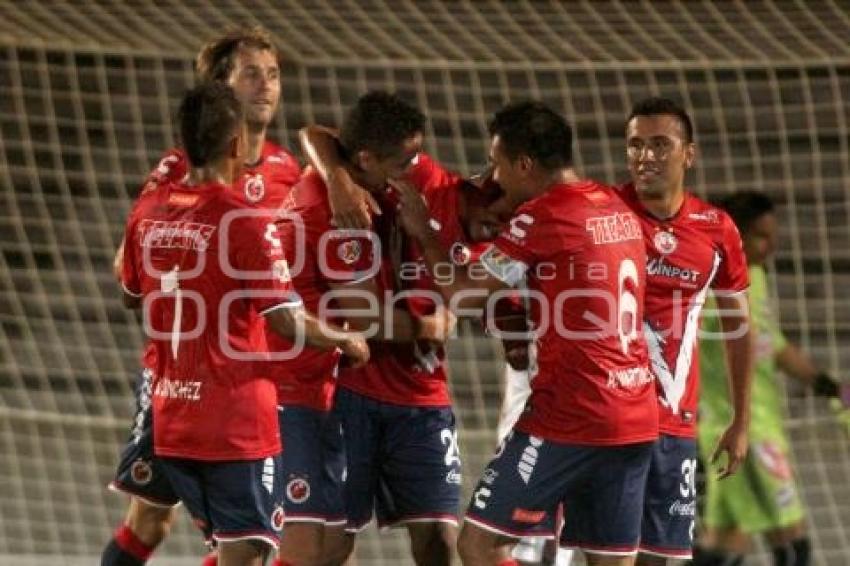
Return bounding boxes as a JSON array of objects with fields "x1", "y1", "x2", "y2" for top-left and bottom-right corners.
[
  {"x1": 121, "y1": 216, "x2": 142, "y2": 298},
  {"x1": 479, "y1": 245, "x2": 530, "y2": 288},
  {"x1": 711, "y1": 212, "x2": 749, "y2": 293},
  {"x1": 139, "y1": 149, "x2": 188, "y2": 196}
]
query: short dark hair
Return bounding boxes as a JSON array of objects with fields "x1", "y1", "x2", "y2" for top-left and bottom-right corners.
[
  {"x1": 178, "y1": 82, "x2": 243, "y2": 167},
  {"x1": 627, "y1": 96, "x2": 694, "y2": 143},
  {"x1": 195, "y1": 25, "x2": 280, "y2": 83},
  {"x1": 713, "y1": 191, "x2": 775, "y2": 235},
  {"x1": 488, "y1": 101, "x2": 573, "y2": 170},
  {"x1": 339, "y1": 91, "x2": 426, "y2": 159}
]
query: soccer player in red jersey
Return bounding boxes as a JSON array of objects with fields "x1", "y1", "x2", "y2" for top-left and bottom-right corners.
[
  {"x1": 615, "y1": 98, "x2": 753, "y2": 566},
  {"x1": 289, "y1": 92, "x2": 471, "y2": 566},
  {"x1": 121, "y1": 83, "x2": 367, "y2": 566},
  {"x1": 102, "y1": 26, "x2": 301, "y2": 566},
  {"x1": 396, "y1": 101, "x2": 657, "y2": 566}
]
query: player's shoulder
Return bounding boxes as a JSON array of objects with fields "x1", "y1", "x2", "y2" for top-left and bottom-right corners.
[
  {"x1": 528, "y1": 179, "x2": 623, "y2": 218},
  {"x1": 259, "y1": 140, "x2": 302, "y2": 175},
  {"x1": 286, "y1": 170, "x2": 332, "y2": 221},
  {"x1": 407, "y1": 152, "x2": 462, "y2": 194},
  {"x1": 681, "y1": 192, "x2": 738, "y2": 234},
  {"x1": 141, "y1": 147, "x2": 188, "y2": 196}
]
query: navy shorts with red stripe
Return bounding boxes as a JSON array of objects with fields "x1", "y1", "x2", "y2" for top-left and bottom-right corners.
[
  {"x1": 108, "y1": 368, "x2": 180, "y2": 507},
  {"x1": 333, "y1": 387, "x2": 461, "y2": 532},
  {"x1": 464, "y1": 429, "x2": 654, "y2": 556},
  {"x1": 639, "y1": 434, "x2": 697, "y2": 559},
  {"x1": 160, "y1": 455, "x2": 285, "y2": 549},
  {"x1": 278, "y1": 405, "x2": 346, "y2": 526}
]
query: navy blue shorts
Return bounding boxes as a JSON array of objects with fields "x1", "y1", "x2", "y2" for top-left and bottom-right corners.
[
  {"x1": 639, "y1": 434, "x2": 697, "y2": 559},
  {"x1": 279, "y1": 405, "x2": 346, "y2": 526},
  {"x1": 464, "y1": 430, "x2": 654, "y2": 556},
  {"x1": 108, "y1": 368, "x2": 180, "y2": 507},
  {"x1": 334, "y1": 387, "x2": 461, "y2": 532},
  {"x1": 160, "y1": 455, "x2": 285, "y2": 550}
]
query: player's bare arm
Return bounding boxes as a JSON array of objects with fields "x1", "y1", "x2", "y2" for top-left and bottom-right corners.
[
  {"x1": 712, "y1": 290, "x2": 754, "y2": 479},
  {"x1": 299, "y1": 124, "x2": 381, "y2": 229},
  {"x1": 327, "y1": 275, "x2": 455, "y2": 344},
  {"x1": 263, "y1": 305, "x2": 369, "y2": 367}
]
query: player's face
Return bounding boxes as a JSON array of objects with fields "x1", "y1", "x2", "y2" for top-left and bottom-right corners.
[
  {"x1": 362, "y1": 132, "x2": 423, "y2": 188},
  {"x1": 227, "y1": 47, "x2": 281, "y2": 131},
  {"x1": 488, "y1": 135, "x2": 525, "y2": 205},
  {"x1": 461, "y1": 173, "x2": 504, "y2": 242},
  {"x1": 743, "y1": 211, "x2": 777, "y2": 266},
  {"x1": 626, "y1": 114, "x2": 695, "y2": 199}
]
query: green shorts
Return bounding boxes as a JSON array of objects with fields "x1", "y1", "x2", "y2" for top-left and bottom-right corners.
[{"x1": 702, "y1": 436, "x2": 805, "y2": 532}]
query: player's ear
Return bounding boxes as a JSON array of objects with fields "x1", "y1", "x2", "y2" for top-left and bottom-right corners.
[
  {"x1": 684, "y1": 141, "x2": 696, "y2": 169},
  {"x1": 355, "y1": 149, "x2": 374, "y2": 171},
  {"x1": 228, "y1": 134, "x2": 241, "y2": 159},
  {"x1": 517, "y1": 154, "x2": 534, "y2": 176}
]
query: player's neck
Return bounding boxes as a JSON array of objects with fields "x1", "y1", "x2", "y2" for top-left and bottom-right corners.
[
  {"x1": 527, "y1": 167, "x2": 581, "y2": 199},
  {"x1": 638, "y1": 186, "x2": 686, "y2": 220},
  {"x1": 187, "y1": 161, "x2": 237, "y2": 187},
  {"x1": 243, "y1": 128, "x2": 266, "y2": 167}
]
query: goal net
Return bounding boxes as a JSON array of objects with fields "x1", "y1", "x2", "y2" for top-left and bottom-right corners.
[{"x1": 1, "y1": 1, "x2": 849, "y2": 564}]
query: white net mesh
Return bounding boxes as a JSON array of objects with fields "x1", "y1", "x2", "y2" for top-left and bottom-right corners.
[{"x1": 1, "y1": 1, "x2": 849, "y2": 564}]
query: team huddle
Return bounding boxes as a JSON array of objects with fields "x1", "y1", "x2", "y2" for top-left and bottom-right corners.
[{"x1": 101, "y1": 25, "x2": 763, "y2": 566}]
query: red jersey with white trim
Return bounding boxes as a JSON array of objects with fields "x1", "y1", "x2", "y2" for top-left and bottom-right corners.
[
  {"x1": 617, "y1": 183, "x2": 749, "y2": 438},
  {"x1": 480, "y1": 181, "x2": 658, "y2": 446},
  {"x1": 135, "y1": 142, "x2": 301, "y2": 384},
  {"x1": 122, "y1": 180, "x2": 297, "y2": 461},
  {"x1": 333, "y1": 155, "x2": 465, "y2": 407},
  {"x1": 273, "y1": 170, "x2": 377, "y2": 410}
]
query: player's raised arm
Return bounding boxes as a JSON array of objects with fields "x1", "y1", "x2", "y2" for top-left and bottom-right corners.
[{"x1": 299, "y1": 124, "x2": 380, "y2": 229}]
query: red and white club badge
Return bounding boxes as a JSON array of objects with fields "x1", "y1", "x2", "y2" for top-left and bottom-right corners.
[
  {"x1": 653, "y1": 229, "x2": 677, "y2": 255},
  {"x1": 337, "y1": 240, "x2": 363, "y2": 265},
  {"x1": 130, "y1": 459, "x2": 153, "y2": 486},
  {"x1": 450, "y1": 242, "x2": 471, "y2": 265},
  {"x1": 286, "y1": 477, "x2": 311, "y2": 504},
  {"x1": 271, "y1": 505, "x2": 285, "y2": 532},
  {"x1": 243, "y1": 174, "x2": 265, "y2": 203}
]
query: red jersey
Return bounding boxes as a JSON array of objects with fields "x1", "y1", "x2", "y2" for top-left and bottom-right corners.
[
  {"x1": 480, "y1": 181, "x2": 658, "y2": 446},
  {"x1": 122, "y1": 181, "x2": 297, "y2": 461},
  {"x1": 617, "y1": 183, "x2": 748, "y2": 438},
  {"x1": 135, "y1": 142, "x2": 302, "y2": 382},
  {"x1": 273, "y1": 170, "x2": 377, "y2": 410},
  {"x1": 328, "y1": 154, "x2": 472, "y2": 407}
]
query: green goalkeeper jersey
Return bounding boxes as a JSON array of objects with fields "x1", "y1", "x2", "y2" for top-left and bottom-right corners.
[{"x1": 699, "y1": 265, "x2": 788, "y2": 446}]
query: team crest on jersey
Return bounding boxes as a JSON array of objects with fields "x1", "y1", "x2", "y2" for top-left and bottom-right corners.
[
  {"x1": 130, "y1": 459, "x2": 153, "y2": 486},
  {"x1": 286, "y1": 477, "x2": 311, "y2": 504},
  {"x1": 653, "y1": 230, "x2": 678, "y2": 255},
  {"x1": 271, "y1": 504, "x2": 285, "y2": 532},
  {"x1": 337, "y1": 240, "x2": 362, "y2": 265},
  {"x1": 243, "y1": 174, "x2": 265, "y2": 203},
  {"x1": 450, "y1": 242, "x2": 471, "y2": 265}
]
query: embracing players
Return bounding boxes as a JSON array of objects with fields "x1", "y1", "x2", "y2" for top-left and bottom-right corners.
[
  {"x1": 120, "y1": 81, "x2": 368, "y2": 566},
  {"x1": 103, "y1": 26, "x2": 301, "y2": 566},
  {"x1": 397, "y1": 101, "x2": 658, "y2": 566}
]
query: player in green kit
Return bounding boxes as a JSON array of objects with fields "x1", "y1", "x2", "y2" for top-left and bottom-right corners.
[{"x1": 695, "y1": 191, "x2": 850, "y2": 566}]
